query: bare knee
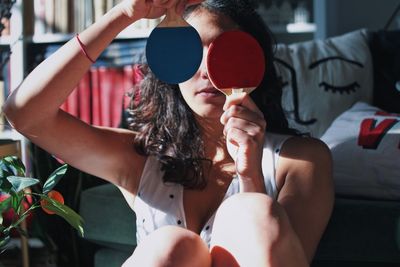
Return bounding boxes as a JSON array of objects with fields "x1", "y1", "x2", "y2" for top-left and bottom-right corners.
[
  {"x1": 211, "y1": 193, "x2": 304, "y2": 266},
  {"x1": 212, "y1": 193, "x2": 284, "y2": 246},
  {"x1": 124, "y1": 226, "x2": 211, "y2": 267}
]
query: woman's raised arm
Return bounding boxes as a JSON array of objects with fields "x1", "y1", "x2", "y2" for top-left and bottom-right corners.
[{"x1": 1, "y1": 0, "x2": 179, "y2": 193}]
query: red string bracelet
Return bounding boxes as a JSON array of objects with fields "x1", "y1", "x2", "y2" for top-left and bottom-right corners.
[{"x1": 75, "y1": 34, "x2": 95, "y2": 63}]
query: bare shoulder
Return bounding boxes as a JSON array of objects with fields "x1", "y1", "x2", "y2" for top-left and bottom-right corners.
[
  {"x1": 281, "y1": 136, "x2": 332, "y2": 162},
  {"x1": 276, "y1": 136, "x2": 333, "y2": 190}
]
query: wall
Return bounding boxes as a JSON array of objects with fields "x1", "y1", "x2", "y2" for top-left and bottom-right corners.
[{"x1": 314, "y1": 0, "x2": 399, "y2": 39}]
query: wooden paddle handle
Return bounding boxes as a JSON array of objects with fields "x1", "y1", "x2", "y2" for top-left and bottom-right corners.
[
  {"x1": 232, "y1": 88, "x2": 243, "y2": 94},
  {"x1": 232, "y1": 87, "x2": 256, "y2": 94}
]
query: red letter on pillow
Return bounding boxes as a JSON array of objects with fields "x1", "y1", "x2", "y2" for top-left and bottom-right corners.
[{"x1": 358, "y1": 119, "x2": 398, "y2": 149}]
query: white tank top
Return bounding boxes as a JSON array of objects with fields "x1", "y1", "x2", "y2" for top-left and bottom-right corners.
[{"x1": 132, "y1": 133, "x2": 291, "y2": 246}]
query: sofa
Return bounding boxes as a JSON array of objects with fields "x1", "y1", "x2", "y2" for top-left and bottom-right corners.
[{"x1": 78, "y1": 29, "x2": 400, "y2": 267}]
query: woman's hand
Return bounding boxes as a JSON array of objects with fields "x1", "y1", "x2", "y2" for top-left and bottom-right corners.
[
  {"x1": 118, "y1": 0, "x2": 204, "y2": 22},
  {"x1": 220, "y1": 92, "x2": 267, "y2": 192}
]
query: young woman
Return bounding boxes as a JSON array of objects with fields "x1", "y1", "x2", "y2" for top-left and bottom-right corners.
[{"x1": 3, "y1": 0, "x2": 334, "y2": 266}]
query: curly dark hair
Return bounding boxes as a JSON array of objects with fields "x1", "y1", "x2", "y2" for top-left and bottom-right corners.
[{"x1": 127, "y1": 0, "x2": 296, "y2": 189}]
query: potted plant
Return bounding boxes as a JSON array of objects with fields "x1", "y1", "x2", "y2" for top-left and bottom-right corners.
[{"x1": 0, "y1": 155, "x2": 84, "y2": 251}]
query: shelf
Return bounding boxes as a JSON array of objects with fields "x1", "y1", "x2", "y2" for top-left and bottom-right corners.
[
  {"x1": 0, "y1": 129, "x2": 24, "y2": 140},
  {"x1": 27, "y1": 27, "x2": 152, "y2": 44},
  {"x1": 269, "y1": 24, "x2": 289, "y2": 34},
  {"x1": 286, "y1": 22, "x2": 316, "y2": 33},
  {"x1": 28, "y1": 33, "x2": 73, "y2": 44},
  {"x1": 269, "y1": 23, "x2": 316, "y2": 34}
]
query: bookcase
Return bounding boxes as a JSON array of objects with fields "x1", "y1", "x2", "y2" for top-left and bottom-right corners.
[{"x1": 0, "y1": 0, "x2": 29, "y2": 173}]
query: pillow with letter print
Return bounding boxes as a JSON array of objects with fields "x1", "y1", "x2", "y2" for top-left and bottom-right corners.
[
  {"x1": 274, "y1": 29, "x2": 373, "y2": 137},
  {"x1": 320, "y1": 102, "x2": 400, "y2": 200}
]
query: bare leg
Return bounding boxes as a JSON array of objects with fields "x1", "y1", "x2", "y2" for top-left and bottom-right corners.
[
  {"x1": 210, "y1": 193, "x2": 309, "y2": 267},
  {"x1": 122, "y1": 225, "x2": 211, "y2": 267}
]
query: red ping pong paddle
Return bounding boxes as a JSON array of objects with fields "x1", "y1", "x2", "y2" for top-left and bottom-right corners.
[
  {"x1": 207, "y1": 30, "x2": 266, "y2": 163},
  {"x1": 206, "y1": 30, "x2": 265, "y2": 95},
  {"x1": 145, "y1": 7, "x2": 203, "y2": 84}
]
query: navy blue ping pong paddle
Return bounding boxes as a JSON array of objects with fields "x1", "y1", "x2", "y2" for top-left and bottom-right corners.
[{"x1": 146, "y1": 7, "x2": 203, "y2": 84}]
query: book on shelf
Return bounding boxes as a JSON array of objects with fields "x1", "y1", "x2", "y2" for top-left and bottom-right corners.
[
  {"x1": 34, "y1": 0, "x2": 46, "y2": 35},
  {"x1": 101, "y1": 67, "x2": 114, "y2": 127},
  {"x1": 83, "y1": 0, "x2": 94, "y2": 30},
  {"x1": 110, "y1": 69, "x2": 125, "y2": 127},
  {"x1": 78, "y1": 72, "x2": 92, "y2": 124},
  {"x1": 90, "y1": 67, "x2": 102, "y2": 126},
  {"x1": 54, "y1": 0, "x2": 69, "y2": 33},
  {"x1": 30, "y1": 0, "x2": 160, "y2": 36},
  {"x1": 45, "y1": 0, "x2": 55, "y2": 33},
  {"x1": 66, "y1": 86, "x2": 79, "y2": 118},
  {"x1": 97, "y1": 67, "x2": 124, "y2": 128},
  {"x1": 94, "y1": 0, "x2": 107, "y2": 23}
]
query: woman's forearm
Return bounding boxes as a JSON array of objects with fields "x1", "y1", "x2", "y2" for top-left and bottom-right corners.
[
  {"x1": 3, "y1": 4, "x2": 137, "y2": 132},
  {"x1": 239, "y1": 172, "x2": 266, "y2": 193}
]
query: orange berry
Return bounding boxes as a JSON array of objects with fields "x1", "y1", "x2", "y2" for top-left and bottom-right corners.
[{"x1": 40, "y1": 190, "x2": 64, "y2": 215}]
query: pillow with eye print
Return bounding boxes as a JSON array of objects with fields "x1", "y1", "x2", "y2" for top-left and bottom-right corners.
[
  {"x1": 320, "y1": 102, "x2": 400, "y2": 200},
  {"x1": 274, "y1": 29, "x2": 374, "y2": 138}
]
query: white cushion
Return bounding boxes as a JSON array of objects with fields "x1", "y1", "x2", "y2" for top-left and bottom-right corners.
[
  {"x1": 275, "y1": 29, "x2": 374, "y2": 137},
  {"x1": 320, "y1": 102, "x2": 400, "y2": 200}
]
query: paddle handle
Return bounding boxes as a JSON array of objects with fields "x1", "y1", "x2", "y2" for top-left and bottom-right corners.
[
  {"x1": 232, "y1": 88, "x2": 243, "y2": 94},
  {"x1": 231, "y1": 87, "x2": 256, "y2": 95}
]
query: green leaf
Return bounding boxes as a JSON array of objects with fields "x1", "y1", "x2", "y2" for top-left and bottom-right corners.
[
  {"x1": 0, "y1": 178, "x2": 13, "y2": 194},
  {"x1": 6, "y1": 176, "x2": 40, "y2": 193},
  {"x1": 43, "y1": 164, "x2": 68, "y2": 194},
  {"x1": 0, "y1": 161, "x2": 15, "y2": 179},
  {"x1": 10, "y1": 191, "x2": 23, "y2": 214},
  {"x1": 0, "y1": 156, "x2": 25, "y2": 176},
  {"x1": 41, "y1": 195, "x2": 84, "y2": 237},
  {"x1": 0, "y1": 234, "x2": 10, "y2": 251}
]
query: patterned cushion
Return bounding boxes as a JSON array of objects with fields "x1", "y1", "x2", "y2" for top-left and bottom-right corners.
[
  {"x1": 320, "y1": 102, "x2": 400, "y2": 200},
  {"x1": 275, "y1": 29, "x2": 373, "y2": 137}
]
